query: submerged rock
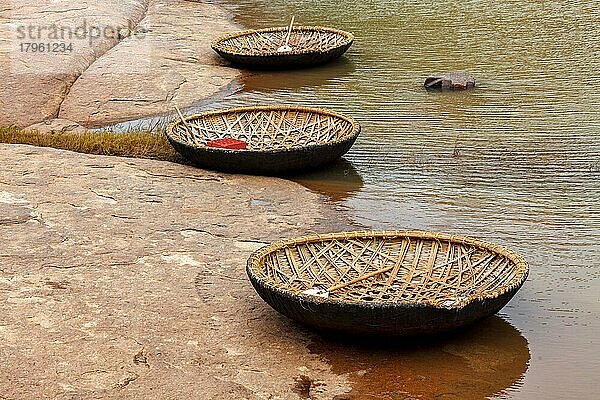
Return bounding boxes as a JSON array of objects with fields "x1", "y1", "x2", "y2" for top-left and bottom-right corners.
[{"x1": 425, "y1": 72, "x2": 476, "y2": 91}]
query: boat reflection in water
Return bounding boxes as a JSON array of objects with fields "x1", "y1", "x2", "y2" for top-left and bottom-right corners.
[
  {"x1": 289, "y1": 158, "x2": 364, "y2": 203},
  {"x1": 310, "y1": 316, "x2": 530, "y2": 400},
  {"x1": 241, "y1": 57, "x2": 356, "y2": 92}
]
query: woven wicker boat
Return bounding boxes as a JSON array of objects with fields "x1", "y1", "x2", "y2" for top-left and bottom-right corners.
[
  {"x1": 166, "y1": 106, "x2": 360, "y2": 175},
  {"x1": 211, "y1": 26, "x2": 354, "y2": 69},
  {"x1": 247, "y1": 231, "x2": 528, "y2": 336}
]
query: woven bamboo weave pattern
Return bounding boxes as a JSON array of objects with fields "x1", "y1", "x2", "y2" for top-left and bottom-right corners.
[
  {"x1": 248, "y1": 231, "x2": 528, "y2": 308},
  {"x1": 169, "y1": 106, "x2": 358, "y2": 151},
  {"x1": 165, "y1": 106, "x2": 360, "y2": 174},
  {"x1": 212, "y1": 26, "x2": 353, "y2": 56}
]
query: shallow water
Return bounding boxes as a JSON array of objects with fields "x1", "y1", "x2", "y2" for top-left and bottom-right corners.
[{"x1": 206, "y1": 0, "x2": 600, "y2": 398}]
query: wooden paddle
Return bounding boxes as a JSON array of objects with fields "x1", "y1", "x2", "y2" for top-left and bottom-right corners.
[
  {"x1": 302, "y1": 249, "x2": 476, "y2": 298},
  {"x1": 277, "y1": 16, "x2": 295, "y2": 53},
  {"x1": 174, "y1": 105, "x2": 191, "y2": 131}
]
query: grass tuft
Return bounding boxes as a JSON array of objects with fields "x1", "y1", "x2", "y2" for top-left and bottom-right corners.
[{"x1": 0, "y1": 126, "x2": 185, "y2": 163}]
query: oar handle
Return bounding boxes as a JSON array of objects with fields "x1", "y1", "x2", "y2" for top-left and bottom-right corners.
[
  {"x1": 327, "y1": 248, "x2": 476, "y2": 293},
  {"x1": 174, "y1": 105, "x2": 191, "y2": 130},
  {"x1": 328, "y1": 264, "x2": 396, "y2": 292},
  {"x1": 284, "y1": 16, "x2": 295, "y2": 47}
]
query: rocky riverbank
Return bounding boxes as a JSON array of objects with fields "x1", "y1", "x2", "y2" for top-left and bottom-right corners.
[
  {"x1": 0, "y1": 0, "x2": 242, "y2": 129},
  {"x1": 0, "y1": 144, "x2": 355, "y2": 399},
  {"x1": 1, "y1": 2, "x2": 358, "y2": 398}
]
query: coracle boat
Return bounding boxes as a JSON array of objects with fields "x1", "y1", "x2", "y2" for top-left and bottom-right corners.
[
  {"x1": 247, "y1": 231, "x2": 528, "y2": 336},
  {"x1": 166, "y1": 106, "x2": 360, "y2": 175},
  {"x1": 211, "y1": 26, "x2": 354, "y2": 69}
]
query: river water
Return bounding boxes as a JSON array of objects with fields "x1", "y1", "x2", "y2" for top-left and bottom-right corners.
[{"x1": 205, "y1": 0, "x2": 599, "y2": 398}]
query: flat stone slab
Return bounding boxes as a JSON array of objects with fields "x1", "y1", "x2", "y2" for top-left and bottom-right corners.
[
  {"x1": 0, "y1": 0, "x2": 241, "y2": 128},
  {"x1": 0, "y1": 144, "x2": 351, "y2": 399},
  {"x1": 24, "y1": 118, "x2": 86, "y2": 134},
  {"x1": 0, "y1": 0, "x2": 148, "y2": 127},
  {"x1": 58, "y1": 0, "x2": 241, "y2": 128}
]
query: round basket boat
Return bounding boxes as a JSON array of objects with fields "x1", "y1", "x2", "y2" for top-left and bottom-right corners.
[
  {"x1": 211, "y1": 26, "x2": 354, "y2": 69},
  {"x1": 166, "y1": 106, "x2": 361, "y2": 175},
  {"x1": 247, "y1": 231, "x2": 528, "y2": 336}
]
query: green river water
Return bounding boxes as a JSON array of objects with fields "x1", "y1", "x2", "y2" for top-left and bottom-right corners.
[
  {"x1": 123, "y1": 0, "x2": 600, "y2": 398},
  {"x1": 210, "y1": 1, "x2": 600, "y2": 398}
]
